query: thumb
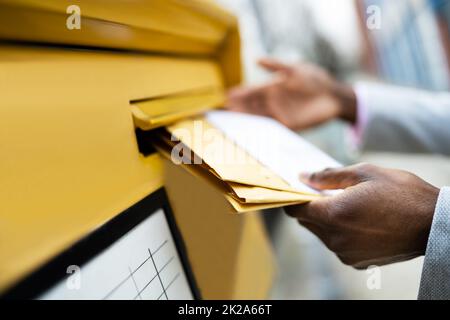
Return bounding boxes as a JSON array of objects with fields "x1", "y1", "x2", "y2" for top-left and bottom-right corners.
[
  {"x1": 300, "y1": 163, "x2": 377, "y2": 190},
  {"x1": 258, "y1": 58, "x2": 291, "y2": 73}
]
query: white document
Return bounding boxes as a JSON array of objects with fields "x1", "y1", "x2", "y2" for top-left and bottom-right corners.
[
  {"x1": 206, "y1": 111, "x2": 341, "y2": 194},
  {"x1": 40, "y1": 209, "x2": 194, "y2": 300}
]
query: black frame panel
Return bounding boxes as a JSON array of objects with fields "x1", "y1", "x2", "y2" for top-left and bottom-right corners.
[{"x1": 2, "y1": 188, "x2": 201, "y2": 300}]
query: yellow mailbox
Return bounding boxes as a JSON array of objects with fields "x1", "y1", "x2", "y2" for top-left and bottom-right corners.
[{"x1": 0, "y1": 0, "x2": 275, "y2": 299}]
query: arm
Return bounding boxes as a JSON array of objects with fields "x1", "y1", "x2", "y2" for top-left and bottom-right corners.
[
  {"x1": 355, "y1": 82, "x2": 450, "y2": 156},
  {"x1": 227, "y1": 58, "x2": 450, "y2": 156},
  {"x1": 286, "y1": 164, "x2": 450, "y2": 299},
  {"x1": 285, "y1": 164, "x2": 439, "y2": 269},
  {"x1": 286, "y1": 165, "x2": 450, "y2": 299}
]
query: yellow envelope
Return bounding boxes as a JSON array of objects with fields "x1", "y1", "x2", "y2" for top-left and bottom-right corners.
[
  {"x1": 166, "y1": 117, "x2": 312, "y2": 194},
  {"x1": 131, "y1": 88, "x2": 225, "y2": 130},
  {"x1": 228, "y1": 183, "x2": 319, "y2": 204},
  {"x1": 154, "y1": 127, "x2": 320, "y2": 212}
]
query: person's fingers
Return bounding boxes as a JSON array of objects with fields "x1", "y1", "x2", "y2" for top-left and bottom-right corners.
[
  {"x1": 227, "y1": 86, "x2": 257, "y2": 102},
  {"x1": 226, "y1": 87, "x2": 259, "y2": 112},
  {"x1": 297, "y1": 221, "x2": 328, "y2": 244},
  {"x1": 228, "y1": 76, "x2": 285, "y2": 99},
  {"x1": 227, "y1": 91, "x2": 267, "y2": 117},
  {"x1": 284, "y1": 203, "x2": 307, "y2": 219},
  {"x1": 300, "y1": 163, "x2": 377, "y2": 190},
  {"x1": 258, "y1": 58, "x2": 292, "y2": 73},
  {"x1": 284, "y1": 200, "x2": 333, "y2": 227},
  {"x1": 226, "y1": 78, "x2": 284, "y2": 113}
]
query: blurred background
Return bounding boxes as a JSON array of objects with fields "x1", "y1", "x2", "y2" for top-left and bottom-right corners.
[{"x1": 217, "y1": 0, "x2": 450, "y2": 299}]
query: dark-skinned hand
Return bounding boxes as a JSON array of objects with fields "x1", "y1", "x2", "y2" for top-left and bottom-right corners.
[{"x1": 285, "y1": 163, "x2": 439, "y2": 269}]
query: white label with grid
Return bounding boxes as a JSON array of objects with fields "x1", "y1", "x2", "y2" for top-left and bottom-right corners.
[{"x1": 40, "y1": 209, "x2": 194, "y2": 300}]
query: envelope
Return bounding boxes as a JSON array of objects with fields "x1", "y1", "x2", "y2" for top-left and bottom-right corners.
[{"x1": 153, "y1": 115, "x2": 323, "y2": 213}]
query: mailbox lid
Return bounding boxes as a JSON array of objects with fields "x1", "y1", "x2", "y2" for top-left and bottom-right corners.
[{"x1": 0, "y1": 0, "x2": 233, "y2": 55}]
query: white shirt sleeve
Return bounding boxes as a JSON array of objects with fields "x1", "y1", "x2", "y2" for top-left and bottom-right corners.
[{"x1": 355, "y1": 82, "x2": 450, "y2": 156}]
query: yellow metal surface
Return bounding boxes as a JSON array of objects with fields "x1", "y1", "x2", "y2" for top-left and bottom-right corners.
[
  {"x1": 163, "y1": 158, "x2": 276, "y2": 299},
  {"x1": 232, "y1": 213, "x2": 276, "y2": 299},
  {"x1": 0, "y1": 0, "x2": 263, "y2": 297},
  {"x1": 0, "y1": 0, "x2": 242, "y2": 86},
  {"x1": 0, "y1": 44, "x2": 224, "y2": 292}
]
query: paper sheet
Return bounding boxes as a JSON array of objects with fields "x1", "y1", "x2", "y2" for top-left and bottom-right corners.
[{"x1": 206, "y1": 111, "x2": 341, "y2": 194}]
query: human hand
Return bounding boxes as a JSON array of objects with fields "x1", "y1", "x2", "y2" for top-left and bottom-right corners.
[
  {"x1": 285, "y1": 163, "x2": 439, "y2": 268},
  {"x1": 226, "y1": 58, "x2": 357, "y2": 131}
]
